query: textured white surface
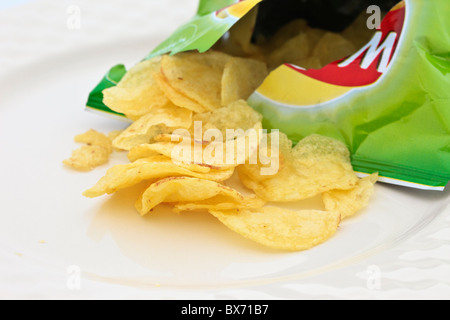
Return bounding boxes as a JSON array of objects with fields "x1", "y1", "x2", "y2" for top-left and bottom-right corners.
[
  {"x1": 0, "y1": 0, "x2": 198, "y2": 76},
  {"x1": 0, "y1": 0, "x2": 449, "y2": 300}
]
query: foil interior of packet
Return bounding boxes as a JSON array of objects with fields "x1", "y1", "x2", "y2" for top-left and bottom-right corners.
[{"x1": 87, "y1": 0, "x2": 450, "y2": 191}]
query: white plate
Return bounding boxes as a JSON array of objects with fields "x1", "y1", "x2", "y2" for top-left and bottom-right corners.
[{"x1": 1, "y1": 0, "x2": 450, "y2": 300}]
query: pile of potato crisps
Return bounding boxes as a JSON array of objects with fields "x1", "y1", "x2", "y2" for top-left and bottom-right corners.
[
  {"x1": 64, "y1": 15, "x2": 378, "y2": 252},
  {"x1": 213, "y1": 8, "x2": 374, "y2": 71}
]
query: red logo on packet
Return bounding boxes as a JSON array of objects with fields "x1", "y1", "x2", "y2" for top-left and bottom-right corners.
[{"x1": 287, "y1": 4, "x2": 406, "y2": 87}]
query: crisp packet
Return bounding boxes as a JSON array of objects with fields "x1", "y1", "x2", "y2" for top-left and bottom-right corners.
[
  {"x1": 86, "y1": 0, "x2": 262, "y2": 118},
  {"x1": 86, "y1": 0, "x2": 450, "y2": 190}
]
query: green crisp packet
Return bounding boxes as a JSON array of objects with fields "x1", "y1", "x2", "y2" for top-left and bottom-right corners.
[
  {"x1": 86, "y1": 0, "x2": 450, "y2": 191},
  {"x1": 86, "y1": 0, "x2": 262, "y2": 119}
]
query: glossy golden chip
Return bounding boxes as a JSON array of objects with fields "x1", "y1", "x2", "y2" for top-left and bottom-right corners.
[
  {"x1": 238, "y1": 133, "x2": 359, "y2": 202},
  {"x1": 83, "y1": 156, "x2": 235, "y2": 198},
  {"x1": 63, "y1": 145, "x2": 110, "y2": 172},
  {"x1": 159, "y1": 50, "x2": 233, "y2": 111},
  {"x1": 221, "y1": 57, "x2": 268, "y2": 106},
  {"x1": 112, "y1": 103, "x2": 193, "y2": 151},
  {"x1": 64, "y1": 130, "x2": 113, "y2": 172},
  {"x1": 323, "y1": 173, "x2": 378, "y2": 220},
  {"x1": 210, "y1": 206, "x2": 341, "y2": 251},
  {"x1": 103, "y1": 57, "x2": 169, "y2": 120},
  {"x1": 136, "y1": 177, "x2": 264, "y2": 216}
]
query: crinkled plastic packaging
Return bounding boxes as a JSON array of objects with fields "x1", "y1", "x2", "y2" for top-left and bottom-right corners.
[{"x1": 87, "y1": 0, "x2": 450, "y2": 191}]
